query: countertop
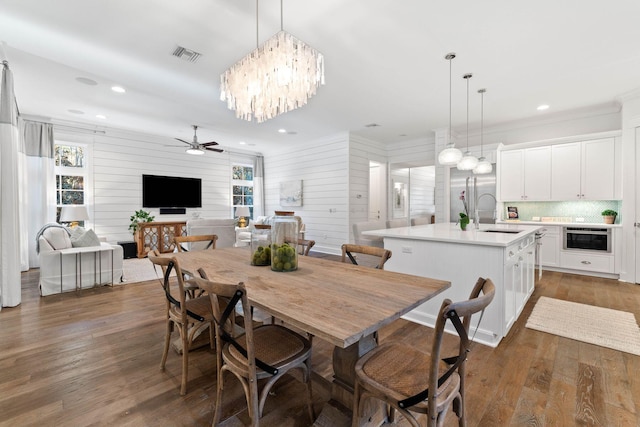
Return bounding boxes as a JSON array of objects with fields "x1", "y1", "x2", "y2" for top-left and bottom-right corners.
[
  {"x1": 362, "y1": 223, "x2": 542, "y2": 247},
  {"x1": 496, "y1": 220, "x2": 622, "y2": 228}
]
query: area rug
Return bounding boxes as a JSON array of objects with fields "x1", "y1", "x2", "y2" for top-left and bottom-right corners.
[
  {"x1": 526, "y1": 296, "x2": 640, "y2": 356},
  {"x1": 121, "y1": 257, "x2": 166, "y2": 284}
]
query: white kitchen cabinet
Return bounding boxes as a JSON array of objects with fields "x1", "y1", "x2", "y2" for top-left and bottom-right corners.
[
  {"x1": 551, "y1": 138, "x2": 616, "y2": 200},
  {"x1": 504, "y1": 235, "x2": 535, "y2": 333},
  {"x1": 499, "y1": 146, "x2": 551, "y2": 201},
  {"x1": 538, "y1": 225, "x2": 560, "y2": 267}
]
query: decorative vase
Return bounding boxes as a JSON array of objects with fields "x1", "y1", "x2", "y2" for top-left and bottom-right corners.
[
  {"x1": 459, "y1": 213, "x2": 469, "y2": 231},
  {"x1": 271, "y1": 214, "x2": 299, "y2": 272},
  {"x1": 250, "y1": 225, "x2": 271, "y2": 266}
]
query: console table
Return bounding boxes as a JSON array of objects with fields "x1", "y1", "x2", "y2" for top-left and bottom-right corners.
[{"x1": 135, "y1": 221, "x2": 187, "y2": 258}]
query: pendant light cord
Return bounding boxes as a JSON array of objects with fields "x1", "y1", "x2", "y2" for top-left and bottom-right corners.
[
  {"x1": 256, "y1": 0, "x2": 259, "y2": 48},
  {"x1": 480, "y1": 89, "x2": 485, "y2": 157},
  {"x1": 464, "y1": 74, "x2": 472, "y2": 152},
  {"x1": 281, "y1": 0, "x2": 284, "y2": 31}
]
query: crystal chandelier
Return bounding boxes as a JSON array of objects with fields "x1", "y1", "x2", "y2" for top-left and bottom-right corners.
[
  {"x1": 220, "y1": 0, "x2": 325, "y2": 123},
  {"x1": 437, "y1": 53, "x2": 463, "y2": 165},
  {"x1": 457, "y1": 73, "x2": 479, "y2": 171},
  {"x1": 473, "y1": 88, "x2": 493, "y2": 174}
]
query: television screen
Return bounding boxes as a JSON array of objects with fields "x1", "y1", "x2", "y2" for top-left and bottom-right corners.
[{"x1": 142, "y1": 174, "x2": 202, "y2": 208}]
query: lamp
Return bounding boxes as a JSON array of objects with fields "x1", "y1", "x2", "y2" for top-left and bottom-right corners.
[
  {"x1": 473, "y1": 88, "x2": 493, "y2": 174},
  {"x1": 186, "y1": 147, "x2": 204, "y2": 155},
  {"x1": 437, "y1": 53, "x2": 463, "y2": 166},
  {"x1": 59, "y1": 205, "x2": 89, "y2": 227},
  {"x1": 457, "y1": 73, "x2": 479, "y2": 171},
  {"x1": 235, "y1": 206, "x2": 251, "y2": 228},
  {"x1": 220, "y1": 0, "x2": 325, "y2": 123}
]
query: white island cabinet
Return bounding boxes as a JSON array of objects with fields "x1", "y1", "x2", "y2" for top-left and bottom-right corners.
[{"x1": 362, "y1": 223, "x2": 541, "y2": 347}]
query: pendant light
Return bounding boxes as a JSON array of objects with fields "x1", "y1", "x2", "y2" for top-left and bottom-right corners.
[
  {"x1": 437, "y1": 53, "x2": 463, "y2": 165},
  {"x1": 457, "y1": 73, "x2": 479, "y2": 171},
  {"x1": 473, "y1": 88, "x2": 493, "y2": 174}
]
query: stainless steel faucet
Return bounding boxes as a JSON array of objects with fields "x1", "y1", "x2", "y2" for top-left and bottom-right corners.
[{"x1": 474, "y1": 186, "x2": 498, "y2": 229}]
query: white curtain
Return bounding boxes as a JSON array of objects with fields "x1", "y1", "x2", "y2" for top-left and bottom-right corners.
[
  {"x1": 0, "y1": 61, "x2": 21, "y2": 308},
  {"x1": 253, "y1": 155, "x2": 265, "y2": 217},
  {"x1": 21, "y1": 120, "x2": 55, "y2": 268}
]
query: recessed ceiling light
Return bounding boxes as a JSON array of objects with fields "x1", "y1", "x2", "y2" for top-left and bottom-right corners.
[
  {"x1": 278, "y1": 128, "x2": 287, "y2": 133},
  {"x1": 76, "y1": 77, "x2": 98, "y2": 86},
  {"x1": 68, "y1": 109, "x2": 84, "y2": 115},
  {"x1": 537, "y1": 104, "x2": 549, "y2": 111},
  {"x1": 239, "y1": 141, "x2": 246, "y2": 145},
  {"x1": 111, "y1": 86, "x2": 126, "y2": 93},
  {"x1": 96, "y1": 114, "x2": 107, "y2": 119}
]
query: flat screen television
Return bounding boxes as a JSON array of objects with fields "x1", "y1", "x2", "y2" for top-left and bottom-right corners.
[{"x1": 142, "y1": 174, "x2": 202, "y2": 208}]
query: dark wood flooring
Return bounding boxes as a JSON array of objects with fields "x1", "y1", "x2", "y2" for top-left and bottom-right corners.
[{"x1": 1, "y1": 254, "x2": 639, "y2": 426}]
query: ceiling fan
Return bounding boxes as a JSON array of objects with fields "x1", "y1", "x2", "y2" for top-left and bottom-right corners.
[{"x1": 175, "y1": 125, "x2": 224, "y2": 155}]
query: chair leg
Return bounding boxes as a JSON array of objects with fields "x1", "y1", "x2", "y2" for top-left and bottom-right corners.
[
  {"x1": 160, "y1": 319, "x2": 172, "y2": 371},
  {"x1": 453, "y1": 392, "x2": 465, "y2": 427},
  {"x1": 213, "y1": 370, "x2": 224, "y2": 426},
  {"x1": 304, "y1": 359, "x2": 315, "y2": 423},
  {"x1": 180, "y1": 324, "x2": 189, "y2": 395}
]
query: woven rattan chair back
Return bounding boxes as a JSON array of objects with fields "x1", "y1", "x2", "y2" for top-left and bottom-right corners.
[
  {"x1": 341, "y1": 243, "x2": 392, "y2": 269},
  {"x1": 187, "y1": 276, "x2": 315, "y2": 426},
  {"x1": 147, "y1": 251, "x2": 214, "y2": 395},
  {"x1": 352, "y1": 277, "x2": 495, "y2": 427},
  {"x1": 174, "y1": 234, "x2": 218, "y2": 252}
]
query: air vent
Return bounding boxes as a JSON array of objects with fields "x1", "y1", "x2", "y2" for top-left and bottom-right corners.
[
  {"x1": 365, "y1": 123, "x2": 381, "y2": 128},
  {"x1": 172, "y1": 46, "x2": 202, "y2": 63}
]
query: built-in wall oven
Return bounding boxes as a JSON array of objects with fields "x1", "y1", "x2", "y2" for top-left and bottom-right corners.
[{"x1": 563, "y1": 227, "x2": 611, "y2": 253}]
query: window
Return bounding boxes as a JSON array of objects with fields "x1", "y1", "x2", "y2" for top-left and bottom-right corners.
[
  {"x1": 232, "y1": 164, "x2": 253, "y2": 219},
  {"x1": 55, "y1": 143, "x2": 88, "y2": 225}
]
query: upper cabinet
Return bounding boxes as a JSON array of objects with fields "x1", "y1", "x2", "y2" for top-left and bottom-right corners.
[
  {"x1": 551, "y1": 138, "x2": 617, "y2": 200},
  {"x1": 498, "y1": 133, "x2": 621, "y2": 202},
  {"x1": 499, "y1": 146, "x2": 551, "y2": 201}
]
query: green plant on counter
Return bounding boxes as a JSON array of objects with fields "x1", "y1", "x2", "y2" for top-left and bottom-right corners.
[
  {"x1": 459, "y1": 212, "x2": 470, "y2": 230},
  {"x1": 128, "y1": 209, "x2": 155, "y2": 235},
  {"x1": 601, "y1": 209, "x2": 617, "y2": 216}
]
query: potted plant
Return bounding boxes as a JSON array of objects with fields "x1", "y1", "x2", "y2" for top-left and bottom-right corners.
[
  {"x1": 129, "y1": 209, "x2": 155, "y2": 235},
  {"x1": 459, "y1": 212, "x2": 470, "y2": 230},
  {"x1": 601, "y1": 209, "x2": 617, "y2": 224}
]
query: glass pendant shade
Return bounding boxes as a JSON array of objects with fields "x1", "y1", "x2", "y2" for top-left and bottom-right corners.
[
  {"x1": 438, "y1": 144, "x2": 463, "y2": 165},
  {"x1": 473, "y1": 157, "x2": 493, "y2": 174},
  {"x1": 186, "y1": 147, "x2": 205, "y2": 155},
  {"x1": 457, "y1": 152, "x2": 479, "y2": 170}
]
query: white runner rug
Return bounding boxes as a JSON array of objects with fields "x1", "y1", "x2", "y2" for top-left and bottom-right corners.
[
  {"x1": 526, "y1": 296, "x2": 640, "y2": 356},
  {"x1": 121, "y1": 257, "x2": 165, "y2": 284}
]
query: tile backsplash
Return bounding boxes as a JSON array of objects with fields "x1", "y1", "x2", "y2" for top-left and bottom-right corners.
[{"x1": 501, "y1": 200, "x2": 621, "y2": 223}]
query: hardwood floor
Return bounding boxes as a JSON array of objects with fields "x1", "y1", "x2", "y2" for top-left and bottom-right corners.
[{"x1": 1, "y1": 261, "x2": 639, "y2": 426}]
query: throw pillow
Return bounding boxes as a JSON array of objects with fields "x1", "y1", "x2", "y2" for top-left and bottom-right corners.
[
  {"x1": 43, "y1": 227, "x2": 73, "y2": 250},
  {"x1": 71, "y1": 228, "x2": 102, "y2": 248}
]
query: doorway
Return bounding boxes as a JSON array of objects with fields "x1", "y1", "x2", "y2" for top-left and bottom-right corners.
[{"x1": 369, "y1": 161, "x2": 384, "y2": 221}]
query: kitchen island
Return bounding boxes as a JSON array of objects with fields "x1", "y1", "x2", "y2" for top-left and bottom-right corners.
[{"x1": 363, "y1": 222, "x2": 542, "y2": 347}]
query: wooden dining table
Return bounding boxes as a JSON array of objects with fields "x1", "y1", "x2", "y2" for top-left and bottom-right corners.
[{"x1": 162, "y1": 247, "x2": 450, "y2": 426}]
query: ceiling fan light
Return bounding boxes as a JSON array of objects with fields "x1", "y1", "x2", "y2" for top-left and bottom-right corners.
[
  {"x1": 473, "y1": 157, "x2": 493, "y2": 174},
  {"x1": 186, "y1": 147, "x2": 204, "y2": 155},
  {"x1": 438, "y1": 144, "x2": 463, "y2": 165},
  {"x1": 457, "y1": 152, "x2": 479, "y2": 170}
]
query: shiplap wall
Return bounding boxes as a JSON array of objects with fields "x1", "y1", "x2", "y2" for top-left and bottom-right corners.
[
  {"x1": 54, "y1": 128, "x2": 254, "y2": 243},
  {"x1": 263, "y1": 133, "x2": 350, "y2": 254}
]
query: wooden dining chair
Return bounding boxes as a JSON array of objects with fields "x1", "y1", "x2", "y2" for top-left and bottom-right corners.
[
  {"x1": 174, "y1": 234, "x2": 218, "y2": 252},
  {"x1": 341, "y1": 244, "x2": 392, "y2": 270},
  {"x1": 352, "y1": 277, "x2": 496, "y2": 427},
  {"x1": 296, "y1": 238, "x2": 316, "y2": 256},
  {"x1": 187, "y1": 276, "x2": 315, "y2": 426},
  {"x1": 147, "y1": 251, "x2": 215, "y2": 395}
]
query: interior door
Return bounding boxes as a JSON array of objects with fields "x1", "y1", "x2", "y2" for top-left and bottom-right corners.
[
  {"x1": 369, "y1": 162, "x2": 382, "y2": 220},
  {"x1": 636, "y1": 128, "x2": 640, "y2": 282}
]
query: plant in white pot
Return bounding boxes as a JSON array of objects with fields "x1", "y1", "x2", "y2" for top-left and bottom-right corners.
[{"x1": 601, "y1": 209, "x2": 617, "y2": 224}]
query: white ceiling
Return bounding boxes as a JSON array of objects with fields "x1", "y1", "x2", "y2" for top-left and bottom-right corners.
[{"x1": 1, "y1": 0, "x2": 640, "y2": 153}]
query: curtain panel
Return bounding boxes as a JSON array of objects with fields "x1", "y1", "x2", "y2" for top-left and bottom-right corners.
[{"x1": 21, "y1": 120, "x2": 55, "y2": 268}]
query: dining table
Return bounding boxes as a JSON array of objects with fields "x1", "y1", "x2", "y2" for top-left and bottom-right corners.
[{"x1": 161, "y1": 247, "x2": 450, "y2": 426}]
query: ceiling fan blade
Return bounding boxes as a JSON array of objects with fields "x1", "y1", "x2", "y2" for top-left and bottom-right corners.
[
  {"x1": 200, "y1": 141, "x2": 219, "y2": 146},
  {"x1": 204, "y1": 147, "x2": 224, "y2": 153},
  {"x1": 175, "y1": 138, "x2": 191, "y2": 145}
]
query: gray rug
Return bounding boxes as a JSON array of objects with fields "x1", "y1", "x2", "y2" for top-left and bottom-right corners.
[
  {"x1": 121, "y1": 257, "x2": 165, "y2": 284},
  {"x1": 526, "y1": 296, "x2": 640, "y2": 356}
]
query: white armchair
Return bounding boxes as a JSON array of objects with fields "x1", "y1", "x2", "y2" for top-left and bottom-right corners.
[
  {"x1": 38, "y1": 226, "x2": 123, "y2": 296},
  {"x1": 186, "y1": 218, "x2": 236, "y2": 248},
  {"x1": 235, "y1": 215, "x2": 305, "y2": 247}
]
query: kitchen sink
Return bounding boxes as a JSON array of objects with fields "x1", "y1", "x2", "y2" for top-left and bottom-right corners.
[{"x1": 481, "y1": 229, "x2": 523, "y2": 234}]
